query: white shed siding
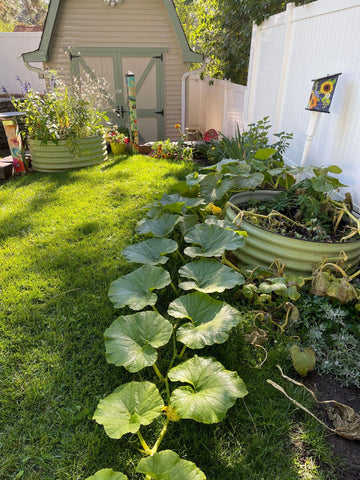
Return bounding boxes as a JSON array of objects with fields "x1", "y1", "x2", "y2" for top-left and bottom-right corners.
[{"x1": 47, "y1": 0, "x2": 189, "y2": 140}]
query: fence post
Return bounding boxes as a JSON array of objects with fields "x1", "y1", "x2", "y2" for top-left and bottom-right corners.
[
  {"x1": 273, "y1": 2, "x2": 295, "y2": 135},
  {"x1": 244, "y1": 22, "x2": 262, "y2": 125}
]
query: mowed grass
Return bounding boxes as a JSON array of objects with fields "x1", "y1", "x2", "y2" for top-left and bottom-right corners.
[
  {"x1": 0, "y1": 155, "x2": 193, "y2": 479},
  {"x1": 0, "y1": 154, "x2": 337, "y2": 480}
]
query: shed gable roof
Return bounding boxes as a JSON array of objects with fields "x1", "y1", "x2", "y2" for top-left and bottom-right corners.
[{"x1": 22, "y1": 0, "x2": 203, "y2": 63}]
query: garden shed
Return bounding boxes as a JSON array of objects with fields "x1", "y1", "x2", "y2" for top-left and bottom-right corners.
[{"x1": 21, "y1": 0, "x2": 204, "y2": 143}]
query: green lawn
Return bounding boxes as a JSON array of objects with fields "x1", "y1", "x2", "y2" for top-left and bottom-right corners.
[{"x1": 0, "y1": 155, "x2": 338, "y2": 480}]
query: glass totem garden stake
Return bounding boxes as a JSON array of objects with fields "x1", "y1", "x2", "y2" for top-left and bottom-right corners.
[
  {"x1": 300, "y1": 73, "x2": 341, "y2": 169},
  {"x1": 125, "y1": 71, "x2": 139, "y2": 149},
  {"x1": 0, "y1": 112, "x2": 28, "y2": 175}
]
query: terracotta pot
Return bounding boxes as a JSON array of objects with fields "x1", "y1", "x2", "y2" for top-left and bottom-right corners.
[
  {"x1": 110, "y1": 142, "x2": 126, "y2": 155},
  {"x1": 29, "y1": 135, "x2": 108, "y2": 172},
  {"x1": 224, "y1": 190, "x2": 360, "y2": 275}
]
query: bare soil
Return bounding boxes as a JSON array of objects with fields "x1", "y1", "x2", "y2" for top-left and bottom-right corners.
[{"x1": 303, "y1": 372, "x2": 360, "y2": 480}]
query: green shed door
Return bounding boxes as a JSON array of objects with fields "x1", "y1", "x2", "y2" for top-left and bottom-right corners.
[{"x1": 70, "y1": 47, "x2": 166, "y2": 143}]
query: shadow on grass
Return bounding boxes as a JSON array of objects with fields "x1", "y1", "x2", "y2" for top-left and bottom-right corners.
[{"x1": 0, "y1": 157, "x2": 196, "y2": 480}]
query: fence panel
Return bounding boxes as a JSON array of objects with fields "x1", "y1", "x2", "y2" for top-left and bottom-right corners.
[
  {"x1": 245, "y1": 0, "x2": 360, "y2": 209},
  {"x1": 0, "y1": 32, "x2": 45, "y2": 94},
  {"x1": 187, "y1": 74, "x2": 246, "y2": 138}
]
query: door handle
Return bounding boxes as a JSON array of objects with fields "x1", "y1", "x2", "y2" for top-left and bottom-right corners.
[
  {"x1": 155, "y1": 109, "x2": 164, "y2": 116},
  {"x1": 115, "y1": 105, "x2": 127, "y2": 118}
]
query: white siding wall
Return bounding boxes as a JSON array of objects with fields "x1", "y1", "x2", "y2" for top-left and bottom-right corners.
[
  {"x1": 187, "y1": 75, "x2": 246, "y2": 137},
  {"x1": 0, "y1": 32, "x2": 45, "y2": 94},
  {"x1": 45, "y1": 0, "x2": 190, "y2": 140},
  {"x1": 245, "y1": 0, "x2": 360, "y2": 209}
]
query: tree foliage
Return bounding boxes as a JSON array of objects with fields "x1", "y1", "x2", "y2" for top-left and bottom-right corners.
[
  {"x1": 0, "y1": 0, "x2": 48, "y2": 31},
  {"x1": 175, "y1": 0, "x2": 316, "y2": 84}
]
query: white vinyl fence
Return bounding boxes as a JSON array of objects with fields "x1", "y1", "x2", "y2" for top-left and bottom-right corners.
[
  {"x1": 245, "y1": 0, "x2": 360, "y2": 209},
  {"x1": 186, "y1": 74, "x2": 246, "y2": 137},
  {"x1": 0, "y1": 32, "x2": 45, "y2": 94}
]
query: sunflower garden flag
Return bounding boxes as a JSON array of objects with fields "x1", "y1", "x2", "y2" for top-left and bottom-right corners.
[{"x1": 306, "y1": 73, "x2": 341, "y2": 113}]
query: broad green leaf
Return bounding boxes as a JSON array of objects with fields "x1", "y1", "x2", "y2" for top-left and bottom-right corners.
[
  {"x1": 184, "y1": 223, "x2": 245, "y2": 258},
  {"x1": 104, "y1": 311, "x2": 173, "y2": 372},
  {"x1": 122, "y1": 238, "x2": 178, "y2": 265},
  {"x1": 160, "y1": 193, "x2": 205, "y2": 213},
  {"x1": 254, "y1": 147, "x2": 276, "y2": 160},
  {"x1": 136, "y1": 450, "x2": 206, "y2": 480},
  {"x1": 228, "y1": 172, "x2": 264, "y2": 189},
  {"x1": 204, "y1": 216, "x2": 237, "y2": 230},
  {"x1": 201, "y1": 158, "x2": 239, "y2": 172},
  {"x1": 168, "y1": 292, "x2": 243, "y2": 348},
  {"x1": 93, "y1": 381, "x2": 164, "y2": 439},
  {"x1": 86, "y1": 469, "x2": 128, "y2": 480},
  {"x1": 186, "y1": 171, "x2": 207, "y2": 185},
  {"x1": 199, "y1": 172, "x2": 236, "y2": 202},
  {"x1": 108, "y1": 265, "x2": 171, "y2": 310},
  {"x1": 290, "y1": 344, "x2": 316, "y2": 377},
  {"x1": 169, "y1": 355, "x2": 247, "y2": 423},
  {"x1": 178, "y1": 214, "x2": 199, "y2": 235},
  {"x1": 136, "y1": 214, "x2": 182, "y2": 237},
  {"x1": 178, "y1": 259, "x2": 245, "y2": 293}
]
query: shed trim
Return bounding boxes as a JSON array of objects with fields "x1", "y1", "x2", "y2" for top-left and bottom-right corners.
[{"x1": 21, "y1": 0, "x2": 204, "y2": 64}]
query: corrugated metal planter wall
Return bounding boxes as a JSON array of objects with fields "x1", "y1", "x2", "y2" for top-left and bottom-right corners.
[
  {"x1": 225, "y1": 190, "x2": 360, "y2": 275},
  {"x1": 29, "y1": 135, "x2": 108, "y2": 172}
]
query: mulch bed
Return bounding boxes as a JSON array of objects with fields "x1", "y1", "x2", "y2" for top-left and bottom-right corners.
[{"x1": 303, "y1": 372, "x2": 360, "y2": 479}]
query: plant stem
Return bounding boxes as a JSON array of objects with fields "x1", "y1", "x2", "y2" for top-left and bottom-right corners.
[
  {"x1": 137, "y1": 430, "x2": 151, "y2": 455},
  {"x1": 177, "y1": 250, "x2": 186, "y2": 264},
  {"x1": 221, "y1": 253, "x2": 243, "y2": 273},
  {"x1": 319, "y1": 262, "x2": 347, "y2": 278},
  {"x1": 177, "y1": 344, "x2": 187, "y2": 360},
  {"x1": 170, "y1": 281, "x2": 179, "y2": 296},
  {"x1": 151, "y1": 418, "x2": 170, "y2": 455},
  {"x1": 152, "y1": 363, "x2": 165, "y2": 383},
  {"x1": 152, "y1": 305, "x2": 160, "y2": 314}
]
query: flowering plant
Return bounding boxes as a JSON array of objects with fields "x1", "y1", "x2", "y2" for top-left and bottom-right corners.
[
  {"x1": 150, "y1": 139, "x2": 193, "y2": 162},
  {"x1": 10, "y1": 73, "x2": 110, "y2": 148},
  {"x1": 105, "y1": 127, "x2": 129, "y2": 144}
]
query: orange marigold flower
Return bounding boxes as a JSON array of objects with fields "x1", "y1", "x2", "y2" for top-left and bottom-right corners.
[{"x1": 174, "y1": 124, "x2": 181, "y2": 129}]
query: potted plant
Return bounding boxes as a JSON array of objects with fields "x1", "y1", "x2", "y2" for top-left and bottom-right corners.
[
  {"x1": 105, "y1": 126, "x2": 129, "y2": 155},
  {"x1": 11, "y1": 73, "x2": 109, "y2": 172},
  {"x1": 194, "y1": 119, "x2": 360, "y2": 274}
]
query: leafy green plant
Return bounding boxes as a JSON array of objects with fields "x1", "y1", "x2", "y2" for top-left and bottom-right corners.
[
  {"x1": 291, "y1": 293, "x2": 360, "y2": 388},
  {"x1": 233, "y1": 165, "x2": 359, "y2": 242},
  {"x1": 150, "y1": 138, "x2": 193, "y2": 162},
  {"x1": 88, "y1": 182, "x2": 252, "y2": 479},
  {"x1": 89, "y1": 120, "x2": 360, "y2": 478},
  {"x1": 11, "y1": 72, "x2": 110, "y2": 154}
]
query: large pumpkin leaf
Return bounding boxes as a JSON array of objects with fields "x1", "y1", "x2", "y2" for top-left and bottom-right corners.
[
  {"x1": 178, "y1": 259, "x2": 245, "y2": 293},
  {"x1": 122, "y1": 238, "x2": 178, "y2": 265},
  {"x1": 199, "y1": 172, "x2": 236, "y2": 202},
  {"x1": 159, "y1": 193, "x2": 205, "y2": 213},
  {"x1": 168, "y1": 292, "x2": 243, "y2": 348},
  {"x1": 136, "y1": 450, "x2": 206, "y2": 480},
  {"x1": 93, "y1": 381, "x2": 164, "y2": 439},
  {"x1": 136, "y1": 214, "x2": 182, "y2": 237},
  {"x1": 178, "y1": 214, "x2": 199, "y2": 236},
  {"x1": 86, "y1": 469, "x2": 128, "y2": 480},
  {"x1": 186, "y1": 171, "x2": 207, "y2": 186},
  {"x1": 184, "y1": 223, "x2": 245, "y2": 258},
  {"x1": 229, "y1": 172, "x2": 264, "y2": 190},
  {"x1": 108, "y1": 265, "x2": 171, "y2": 310},
  {"x1": 104, "y1": 311, "x2": 173, "y2": 372},
  {"x1": 169, "y1": 355, "x2": 247, "y2": 423}
]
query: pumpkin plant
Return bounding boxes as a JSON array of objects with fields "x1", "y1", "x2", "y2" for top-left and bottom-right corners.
[
  {"x1": 87, "y1": 191, "x2": 249, "y2": 480},
  {"x1": 88, "y1": 126, "x2": 360, "y2": 478}
]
